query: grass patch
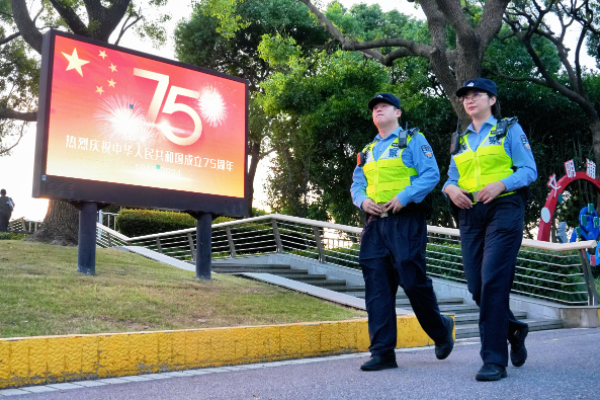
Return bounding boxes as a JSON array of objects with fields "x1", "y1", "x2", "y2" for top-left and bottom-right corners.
[{"x1": 0, "y1": 241, "x2": 365, "y2": 338}]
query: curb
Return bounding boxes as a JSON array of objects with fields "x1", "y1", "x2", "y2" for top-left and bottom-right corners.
[{"x1": 0, "y1": 315, "x2": 437, "y2": 389}]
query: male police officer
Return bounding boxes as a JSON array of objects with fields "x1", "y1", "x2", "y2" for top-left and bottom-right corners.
[{"x1": 351, "y1": 93, "x2": 454, "y2": 371}]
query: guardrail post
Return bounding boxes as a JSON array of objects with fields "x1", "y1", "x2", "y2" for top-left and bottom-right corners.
[
  {"x1": 187, "y1": 232, "x2": 196, "y2": 261},
  {"x1": 313, "y1": 226, "x2": 325, "y2": 263},
  {"x1": 156, "y1": 238, "x2": 163, "y2": 253},
  {"x1": 578, "y1": 249, "x2": 599, "y2": 306},
  {"x1": 272, "y1": 220, "x2": 283, "y2": 253},
  {"x1": 226, "y1": 227, "x2": 236, "y2": 258}
]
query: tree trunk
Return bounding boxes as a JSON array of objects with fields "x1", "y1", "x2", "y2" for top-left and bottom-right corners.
[
  {"x1": 26, "y1": 200, "x2": 79, "y2": 246},
  {"x1": 246, "y1": 141, "x2": 261, "y2": 216}
]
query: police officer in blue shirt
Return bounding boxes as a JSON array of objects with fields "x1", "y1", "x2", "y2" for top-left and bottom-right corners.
[
  {"x1": 351, "y1": 93, "x2": 454, "y2": 371},
  {"x1": 444, "y1": 78, "x2": 537, "y2": 381}
]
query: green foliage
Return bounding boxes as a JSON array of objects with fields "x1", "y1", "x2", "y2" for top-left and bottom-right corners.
[
  {"x1": 0, "y1": 1, "x2": 39, "y2": 155},
  {"x1": 116, "y1": 209, "x2": 198, "y2": 237},
  {"x1": 117, "y1": 209, "x2": 236, "y2": 238},
  {"x1": 0, "y1": 232, "x2": 28, "y2": 240},
  {"x1": 251, "y1": 207, "x2": 268, "y2": 216},
  {"x1": 174, "y1": 0, "x2": 329, "y2": 92}
]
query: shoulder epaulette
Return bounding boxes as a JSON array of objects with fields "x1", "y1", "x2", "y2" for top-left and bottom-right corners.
[{"x1": 495, "y1": 117, "x2": 518, "y2": 139}]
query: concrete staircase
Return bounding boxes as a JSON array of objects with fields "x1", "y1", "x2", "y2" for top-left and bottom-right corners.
[{"x1": 212, "y1": 263, "x2": 564, "y2": 339}]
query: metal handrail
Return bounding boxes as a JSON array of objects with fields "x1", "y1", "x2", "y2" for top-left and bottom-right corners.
[{"x1": 95, "y1": 213, "x2": 599, "y2": 306}]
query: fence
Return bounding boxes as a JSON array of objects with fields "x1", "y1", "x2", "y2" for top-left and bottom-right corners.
[
  {"x1": 96, "y1": 214, "x2": 599, "y2": 306},
  {"x1": 7, "y1": 218, "x2": 42, "y2": 234}
]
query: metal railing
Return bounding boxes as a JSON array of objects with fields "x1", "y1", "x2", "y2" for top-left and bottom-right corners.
[
  {"x1": 96, "y1": 214, "x2": 599, "y2": 306},
  {"x1": 98, "y1": 212, "x2": 118, "y2": 231},
  {"x1": 7, "y1": 218, "x2": 42, "y2": 233}
]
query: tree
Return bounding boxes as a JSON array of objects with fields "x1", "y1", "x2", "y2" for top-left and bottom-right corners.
[
  {"x1": 0, "y1": 0, "x2": 39, "y2": 155},
  {"x1": 4, "y1": 0, "x2": 168, "y2": 245},
  {"x1": 296, "y1": 0, "x2": 512, "y2": 127},
  {"x1": 496, "y1": 1, "x2": 600, "y2": 168},
  {"x1": 174, "y1": 0, "x2": 330, "y2": 215}
]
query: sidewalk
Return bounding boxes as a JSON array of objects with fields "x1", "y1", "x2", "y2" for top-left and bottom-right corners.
[{"x1": 2, "y1": 327, "x2": 599, "y2": 399}]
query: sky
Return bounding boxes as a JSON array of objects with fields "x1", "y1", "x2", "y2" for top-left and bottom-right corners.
[{"x1": 0, "y1": 0, "x2": 595, "y2": 221}]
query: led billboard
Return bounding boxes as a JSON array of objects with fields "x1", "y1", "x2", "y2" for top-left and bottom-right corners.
[{"x1": 33, "y1": 30, "x2": 249, "y2": 216}]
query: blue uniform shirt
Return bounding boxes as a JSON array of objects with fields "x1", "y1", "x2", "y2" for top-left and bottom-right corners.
[
  {"x1": 443, "y1": 115, "x2": 537, "y2": 194},
  {"x1": 351, "y1": 127, "x2": 440, "y2": 210}
]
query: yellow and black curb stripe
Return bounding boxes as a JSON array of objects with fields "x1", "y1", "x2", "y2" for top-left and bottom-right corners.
[{"x1": 0, "y1": 315, "x2": 451, "y2": 389}]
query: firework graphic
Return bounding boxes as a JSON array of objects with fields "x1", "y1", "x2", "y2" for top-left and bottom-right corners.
[
  {"x1": 198, "y1": 86, "x2": 227, "y2": 127},
  {"x1": 94, "y1": 96, "x2": 157, "y2": 146}
]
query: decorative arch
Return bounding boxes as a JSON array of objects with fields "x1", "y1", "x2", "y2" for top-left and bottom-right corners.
[{"x1": 537, "y1": 172, "x2": 600, "y2": 241}]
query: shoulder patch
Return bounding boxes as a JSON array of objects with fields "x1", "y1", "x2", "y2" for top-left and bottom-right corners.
[
  {"x1": 421, "y1": 145, "x2": 433, "y2": 159},
  {"x1": 520, "y1": 135, "x2": 531, "y2": 151}
]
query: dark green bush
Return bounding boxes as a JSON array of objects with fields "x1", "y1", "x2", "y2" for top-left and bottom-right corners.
[
  {"x1": 117, "y1": 209, "x2": 236, "y2": 237},
  {"x1": 0, "y1": 232, "x2": 29, "y2": 240}
]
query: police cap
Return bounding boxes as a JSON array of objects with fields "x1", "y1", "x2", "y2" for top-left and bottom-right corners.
[
  {"x1": 456, "y1": 78, "x2": 497, "y2": 98},
  {"x1": 368, "y1": 93, "x2": 401, "y2": 110}
]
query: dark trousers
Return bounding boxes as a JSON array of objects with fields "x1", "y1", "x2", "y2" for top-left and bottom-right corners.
[
  {"x1": 0, "y1": 212, "x2": 9, "y2": 232},
  {"x1": 459, "y1": 194, "x2": 528, "y2": 366},
  {"x1": 359, "y1": 211, "x2": 448, "y2": 356}
]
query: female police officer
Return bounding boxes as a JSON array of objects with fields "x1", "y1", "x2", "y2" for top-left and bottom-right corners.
[{"x1": 444, "y1": 78, "x2": 537, "y2": 381}]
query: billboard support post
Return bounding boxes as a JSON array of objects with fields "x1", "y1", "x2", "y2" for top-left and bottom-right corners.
[
  {"x1": 192, "y1": 212, "x2": 212, "y2": 280},
  {"x1": 76, "y1": 202, "x2": 98, "y2": 275}
]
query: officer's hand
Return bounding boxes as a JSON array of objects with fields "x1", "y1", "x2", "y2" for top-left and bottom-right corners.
[
  {"x1": 383, "y1": 196, "x2": 404, "y2": 214},
  {"x1": 444, "y1": 184, "x2": 472, "y2": 209},
  {"x1": 478, "y1": 181, "x2": 507, "y2": 204},
  {"x1": 362, "y1": 198, "x2": 382, "y2": 216}
]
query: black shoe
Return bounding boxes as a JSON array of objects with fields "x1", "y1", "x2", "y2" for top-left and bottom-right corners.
[
  {"x1": 360, "y1": 352, "x2": 398, "y2": 371},
  {"x1": 475, "y1": 363, "x2": 507, "y2": 381},
  {"x1": 435, "y1": 315, "x2": 455, "y2": 360},
  {"x1": 509, "y1": 325, "x2": 529, "y2": 367}
]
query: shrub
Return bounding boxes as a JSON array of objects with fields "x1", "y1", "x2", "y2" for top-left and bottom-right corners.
[
  {"x1": 0, "y1": 232, "x2": 29, "y2": 240},
  {"x1": 117, "y1": 209, "x2": 237, "y2": 237}
]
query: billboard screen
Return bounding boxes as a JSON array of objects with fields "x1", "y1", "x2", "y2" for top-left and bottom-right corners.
[{"x1": 33, "y1": 31, "x2": 249, "y2": 216}]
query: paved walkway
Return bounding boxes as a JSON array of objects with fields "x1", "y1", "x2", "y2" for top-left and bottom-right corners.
[{"x1": 2, "y1": 327, "x2": 599, "y2": 399}]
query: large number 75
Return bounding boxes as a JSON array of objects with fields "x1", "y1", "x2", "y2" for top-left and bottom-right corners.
[{"x1": 133, "y1": 68, "x2": 202, "y2": 146}]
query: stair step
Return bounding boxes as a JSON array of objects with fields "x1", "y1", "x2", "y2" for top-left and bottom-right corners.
[
  {"x1": 452, "y1": 311, "x2": 527, "y2": 325},
  {"x1": 438, "y1": 304, "x2": 480, "y2": 314},
  {"x1": 326, "y1": 286, "x2": 366, "y2": 292},
  {"x1": 394, "y1": 297, "x2": 464, "y2": 307},
  {"x1": 306, "y1": 279, "x2": 347, "y2": 287},
  {"x1": 213, "y1": 263, "x2": 293, "y2": 269},
  {"x1": 281, "y1": 274, "x2": 328, "y2": 281},
  {"x1": 455, "y1": 319, "x2": 563, "y2": 339},
  {"x1": 349, "y1": 292, "x2": 409, "y2": 300},
  {"x1": 213, "y1": 266, "x2": 296, "y2": 273}
]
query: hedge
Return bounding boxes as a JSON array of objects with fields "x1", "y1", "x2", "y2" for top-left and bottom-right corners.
[{"x1": 116, "y1": 209, "x2": 235, "y2": 237}]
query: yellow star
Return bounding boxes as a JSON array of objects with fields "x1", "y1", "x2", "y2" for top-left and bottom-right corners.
[
  {"x1": 96, "y1": 86, "x2": 104, "y2": 95},
  {"x1": 109, "y1": 64, "x2": 117, "y2": 72},
  {"x1": 108, "y1": 79, "x2": 116, "y2": 88},
  {"x1": 61, "y1": 48, "x2": 90, "y2": 77},
  {"x1": 99, "y1": 50, "x2": 107, "y2": 59}
]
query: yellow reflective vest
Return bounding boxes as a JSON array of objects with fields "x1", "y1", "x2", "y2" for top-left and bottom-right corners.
[
  {"x1": 452, "y1": 124, "x2": 513, "y2": 193},
  {"x1": 362, "y1": 134, "x2": 419, "y2": 204}
]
